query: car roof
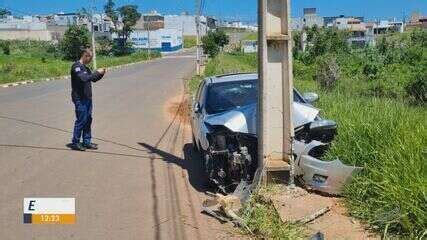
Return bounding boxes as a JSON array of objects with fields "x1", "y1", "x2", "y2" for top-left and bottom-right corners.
[{"x1": 207, "y1": 73, "x2": 258, "y2": 84}]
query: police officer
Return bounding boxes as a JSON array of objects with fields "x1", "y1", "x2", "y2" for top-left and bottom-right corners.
[{"x1": 70, "y1": 47, "x2": 106, "y2": 151}]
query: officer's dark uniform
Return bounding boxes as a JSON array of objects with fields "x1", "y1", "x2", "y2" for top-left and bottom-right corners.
[{"x1": 70, "y1": 61, "x2": 104, "y2": 145}]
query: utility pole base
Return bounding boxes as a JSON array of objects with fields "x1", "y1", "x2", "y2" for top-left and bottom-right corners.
[{"x1": 263, "y1": 159, "x2": 291, "y2": 185}]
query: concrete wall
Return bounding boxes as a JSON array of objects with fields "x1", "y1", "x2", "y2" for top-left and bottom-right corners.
[
  {"x1": 0, "y1": 30, "x2": 52, "y2": 41},
  {"x1": 129, "y1": 28, "x2": 183, "y2": 52},
  {"x1": 164, "y1": 15, "x2": 207, "y2": 36}
]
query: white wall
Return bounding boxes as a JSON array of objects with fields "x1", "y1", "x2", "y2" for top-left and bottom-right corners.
[
  {"x1": 164, "y1": 15, "x2": 207, "y2": 36},
  {"x1": 0, "y1": 30, "x2": 51, "y2": 41},
  {"x1": 129, "y1": 28, "x2": 183, "y2": 51}
]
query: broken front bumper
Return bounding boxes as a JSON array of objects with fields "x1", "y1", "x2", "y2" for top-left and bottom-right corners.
[{"x1": 294, "y1": 140, "x2": 362, "y2": 195}]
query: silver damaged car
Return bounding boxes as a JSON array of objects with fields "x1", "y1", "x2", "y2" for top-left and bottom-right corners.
[{"x1": 191, "y1": 73, "x2": 361, "y2": 194}]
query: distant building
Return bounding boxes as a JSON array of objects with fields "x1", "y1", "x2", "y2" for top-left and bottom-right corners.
[
  {"x1": 135, "y1": 11, "x2": 165, "y2": 31},
  {"x1": 406, "y1": 12, "x2": 427, "y2": 30},
  {"x1": 164, "y1": 13, "x2": 209, "y2": 36},
  {"x1": 291, "y1": 8, "x2": 324, "y2": 30},
  {"x1": 324, "y1": 15, "x2": 364, "y2": 27},
  {"x1": 372, "y1": 20, "x2": 404, "y2": 35},
  {"x1": 242, "y1": 40, "x2": 257, "y2": 53},
  {"x1": 0, "y1": 12, "x2": 113, "y2": 42},
  {"x1": 291, "y1": 18, "x2": 303, "y2": 30},
  {"x1": 327, "y1": 17, "x2": 369, "y2": 46},
  {"x1": 0, "y1": 16, "x2": 51, "y2": 41},
  {"x1": 128, "y1": 28, "x2": 183, "y2": 52},
  {"x1": 53, "y1": 12, "x2": 78, "y2": 26}
]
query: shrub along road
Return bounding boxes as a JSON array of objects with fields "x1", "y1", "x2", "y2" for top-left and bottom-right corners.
[{"x1": 0, "y1": 50, "x2": 243, "y2": 239}]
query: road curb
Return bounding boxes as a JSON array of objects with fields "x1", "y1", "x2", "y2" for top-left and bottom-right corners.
[{"x1": 0, "y1": 58, "x2": 159, "y2": 89}]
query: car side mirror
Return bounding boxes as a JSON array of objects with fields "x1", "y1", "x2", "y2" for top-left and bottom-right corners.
[
  {"x1": 302, "y1": 92, "x2": 319, "y2": 104},
  {"x1": 194, "y1": 102, "x2": 201, "y2": 113}
]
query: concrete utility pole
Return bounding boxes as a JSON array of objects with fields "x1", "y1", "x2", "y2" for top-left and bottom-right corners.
[
  {"x1": 90, "y1": 1, "x2": 97, "y2": 69},
  {"x1": 147, "y1": 21, "x2": 151, "y2": 60},
  {"x1": 258, "y1": 0, "x2": 295, "y2": 185},
  {"x1": 91, "y1": 22, "x2": 97, "y2": 69},
  {"x1": 195, "y1": 0, "x2": 201, "y2": 75}
]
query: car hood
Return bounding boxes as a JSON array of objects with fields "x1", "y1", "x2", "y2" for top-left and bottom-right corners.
[{"x1": 204, "y1": 102, "x2": 320, "y2": 134}]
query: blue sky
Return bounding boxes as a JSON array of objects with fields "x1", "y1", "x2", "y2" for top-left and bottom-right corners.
[{"x1": 1, "y1": 0, "x2": 426, "y2": 22}]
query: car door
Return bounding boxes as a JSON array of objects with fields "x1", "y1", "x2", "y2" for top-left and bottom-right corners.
[{"x1": 191, "y1": 80, "x2": 206, "y2": 148}]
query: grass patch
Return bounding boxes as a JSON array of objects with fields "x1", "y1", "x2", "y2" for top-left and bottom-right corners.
[
  {"x1": 0, "y1": 40, "x2": 160, "y2": 84},
  {"x1": 243, "y1": 32, "x2": 258, "y2": 41},
  {"x1": 239, "y1": 185, "x2": 305, "y2": 239},
  {"x1": 204, "y1": 52, "x2": 257, "y2": 76},
  {"x1": 183, "y1": 36, "x2": 197, "y2": 48},
  {"x1": 187, "y1": 52, "x2": 257, "y2": 95},
  {"x1": 191, "y1": 52, "x2": 426, "y2": 238}
]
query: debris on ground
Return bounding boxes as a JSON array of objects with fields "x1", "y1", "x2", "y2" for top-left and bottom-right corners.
[
  {"x1": 266, "y1": 186, "x2": 379, "y2": 239},
  {"x1": 268, "y1": 186, "x2": 333, "y2": 224},
  {"x1": 201, "y1": 181, "x2": 253, "y2": 233}
]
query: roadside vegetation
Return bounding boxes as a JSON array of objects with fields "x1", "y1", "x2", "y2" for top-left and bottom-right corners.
[
  {"x1": 0, "y1": 1, "x2": 160, "y2": 85},
  {"x1": 240, "y1": 186, "x2": 305, "y2": 239},
  {"x1": 190, "y1": 27, "x2": 426, "y2": 238},
  {"x1": 201, "y1": 29, "x2": 229, "y2": 58},
  {"x1": 0, "y1": 27, "x2": 159, "y2": 84},
  {"x1": 183, "y1": 36, "x2": 197, "y2": 48},
  {"x1": 243, "y1": 32, "x2": 258, "y2": 41}
]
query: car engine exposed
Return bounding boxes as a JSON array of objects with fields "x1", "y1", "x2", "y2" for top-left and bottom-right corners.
[{"x1": 204, "y1": 126, "x2": 258, "y2": 193}]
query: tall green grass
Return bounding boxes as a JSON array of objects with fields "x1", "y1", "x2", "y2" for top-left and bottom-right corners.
[
  {"x1": 294, "y1": 59, "x2": 426, "y2": 238},
  {"x1": 194, "y1": 52, "x2": 427, "y2": 237},
  {"x1": 315, "y1": 91, "x2": 426, "y2": 237}
]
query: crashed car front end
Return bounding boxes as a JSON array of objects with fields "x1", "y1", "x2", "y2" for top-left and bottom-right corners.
[{"x1": 202, "y1": 102, "x2": 361, "y2": 195}]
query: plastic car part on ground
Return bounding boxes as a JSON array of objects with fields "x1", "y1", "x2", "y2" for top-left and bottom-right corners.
[{"x1": 294, "y1": 140, "x2": 363, "y2": 195}]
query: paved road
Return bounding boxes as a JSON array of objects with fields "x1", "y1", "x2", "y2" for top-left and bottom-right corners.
[{"x1": 0, "y1": 51, "x2": 240, "y2": 239}]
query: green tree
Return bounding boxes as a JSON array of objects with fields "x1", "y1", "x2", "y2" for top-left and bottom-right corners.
[
  {"x1": 117, "y1": 5, "x2": 141, "y2": 44},
  {"x1": 60, "y1": 25, "x2": 90, "y2": 60},
  {"x1": 202, "y1": 32, "x2": 219, "y2": 57},
  {"x1": 0, "y1": 8, "x2": 11, "y2": 18},
  {"x1": 299, "y1": 27, "x2": 349, "y2": 63},
  {"x1": 104, "y1": 0, "x2": 118, "y2": 28},
  {"x1": 213, "y1": 29, "x2": 229, "y2": 49},
  {"x1": 201, "y1": 30, "x2": 230, "y2": 58}
]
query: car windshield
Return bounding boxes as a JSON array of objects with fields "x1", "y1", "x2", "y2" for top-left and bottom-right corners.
[
  {"x1": 205, "y1": 79, "x2": 306, "y2": 114},
  {"x1": 206, "y1": 80, "x2": 257, "y2": 114}
]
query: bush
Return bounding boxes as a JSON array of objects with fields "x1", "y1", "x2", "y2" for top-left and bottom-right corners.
[
  {"x1": 201, "y1": 30, "x2": 230, "y2": 58},
  {"x1": 405, "y1": 71, "x2": 427, "y2": 104},
  {"x1": 362, "y1": 48, "x2": 384, "y2": 78},
  {"x1": 96, "y1": 37, "x2": 113, "y2": 56},
  {"x1": 0, "y1": 63, "x2": 16, "y2": 73},
  {"x1": 202, "y1": 32, "x2": 220, "y2": 58},
  {"x1": 0, "y1": 40, "x2": 11, "y2": 55},
  {"x1": 315, "y1": 54, "x2": 340, "y2": 90},
  {"x1": 60, "y1": 25, "x2": 90, "y2": 60},
  {"x1": 303, "y1": 26, "x2": 349, "y2": 63},
  {"x1": 111, "y1": 40, "x2": 133, "y2": 56},
  {"x1": 46, "y1": 42, "x2": 62, "y2": 58}
]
